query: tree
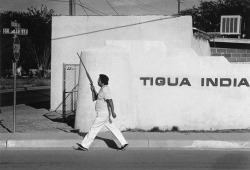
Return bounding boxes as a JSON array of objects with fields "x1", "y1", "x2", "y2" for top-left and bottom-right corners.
[
  {"x1": 0, "y1": 5, "x2": 56, "y2": 77},
  {"x1": 26, "y1": 5, "x2": 55, "y2": 77},
  {"x1": 179, "y1": 0, "x2": 250, "y2": 33},
  {"x1": 0, "y1": 11, "x2": 32, "y2": 77}
]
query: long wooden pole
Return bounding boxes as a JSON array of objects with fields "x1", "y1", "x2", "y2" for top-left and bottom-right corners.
[{"x1": 77, "y1": 52, "x2": 93, "y2": 85}]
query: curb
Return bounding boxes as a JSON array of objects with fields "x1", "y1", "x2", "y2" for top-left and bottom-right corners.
[
  {"x1": 0, "y1": 134, "x2": 12, "y2": 149},
  {"x1": 1, "y1": 132, "x2": 250, "y2": 150},
  {"x1": 187, "y1": 140, "x2": 250, "y2": 149},
  {"x1": 3, "y1": 133, "x2": 81, "y2": 149},
  {"x1": 7, "y1": 139, "x2": 78, "y2": 148},
  {"x1": 3, "y1": 139, "x2": 250, "y2": 150}
]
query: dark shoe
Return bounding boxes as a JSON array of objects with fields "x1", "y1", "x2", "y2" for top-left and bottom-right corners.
[
  {"x1": 120, "y1": 143, "x2": 129, "y2": 150},
  {"x1": 77, "y1": 143, "x2": 88, "y2": 151}
]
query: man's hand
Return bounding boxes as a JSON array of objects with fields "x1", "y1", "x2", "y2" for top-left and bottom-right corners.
[
  {"x1": 107, "y1": 99, "x2": 116, "y2": 118},
  {"x1": 90, "y1": 85, "x2": 95, "y2": 91}
]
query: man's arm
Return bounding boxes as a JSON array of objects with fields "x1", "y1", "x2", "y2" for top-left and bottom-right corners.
[
  {"x1": 106, "y1": 99, "x2": 116, "y2": 118},
  {"x1": 90, "y1": 85, "x2": 98, "y2": 101}
]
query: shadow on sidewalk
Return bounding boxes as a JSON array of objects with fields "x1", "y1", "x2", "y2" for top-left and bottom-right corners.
[
  {"x1": 77, "y1": 132, "x2": 120, "y2": 150},
  {"x1": 43, "y1": 111, "x2": 75, "y2": 129},
  {"x1": 0, "y1": 120, "x2": 12, "y2": 133}
]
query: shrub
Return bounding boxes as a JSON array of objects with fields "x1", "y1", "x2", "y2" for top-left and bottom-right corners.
[
  {"x1": 171, "y1": 126, "x2": 179, "y2": 132},
  {"x1": 150, "y1": 126, "x2": 160, "y2": 132}
]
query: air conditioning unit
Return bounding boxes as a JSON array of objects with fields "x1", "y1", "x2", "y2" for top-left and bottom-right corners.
[{"x1": 220, "y1": 15, "x2": 242, "y2": 35}]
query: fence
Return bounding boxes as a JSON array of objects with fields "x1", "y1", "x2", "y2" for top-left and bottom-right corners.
[{"x1": 63, "y1": 64, "x2": 79, "y2": 119}]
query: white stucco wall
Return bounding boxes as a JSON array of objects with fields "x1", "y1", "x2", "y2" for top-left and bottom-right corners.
[
  {"x1": 51, "y1": 15, "x2": 194, "y2": 111},
  {"x1": 51, "y1": 16, "x2": 250, "y2": 131},
  {"x1": 75, "y1": 42, "x2": 250, "y2": 132}
]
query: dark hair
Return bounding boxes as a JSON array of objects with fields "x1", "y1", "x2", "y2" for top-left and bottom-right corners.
[{"x1": 99, "y1": 74, "x2": 109, "y2": 85}]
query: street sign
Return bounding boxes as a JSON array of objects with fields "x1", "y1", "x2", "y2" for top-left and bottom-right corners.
[
  {"x1": 3, "y1": 21, "x2": 28, "y2": 133},
  {"x1": 11, "y1": 21, "x2": 21, "y2": 28},
  {"x1": 3, "y1": 28, "x2": 28, "y2": 35}
]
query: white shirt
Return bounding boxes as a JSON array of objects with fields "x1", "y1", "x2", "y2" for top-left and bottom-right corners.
[{"x1": 95, "y1": 85, "x2": 112, "y2": 112}]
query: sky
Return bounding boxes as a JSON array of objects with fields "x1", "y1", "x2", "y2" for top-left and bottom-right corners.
[{"x1": 0, "y1": 0, "x2": 206, "y2": 16}]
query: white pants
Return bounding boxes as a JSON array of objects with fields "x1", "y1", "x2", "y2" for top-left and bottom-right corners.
[{"x1": 81, "y1": 111, "x2": 128, "y2": 149}]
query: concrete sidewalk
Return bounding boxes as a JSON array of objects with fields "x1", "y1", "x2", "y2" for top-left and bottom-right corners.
[
  {"x1": 1, "y1": 104, "x2": 250, "y2": 150},
  {"x1": 1, "y1": 132, "x2": 250, "y2": 150}
]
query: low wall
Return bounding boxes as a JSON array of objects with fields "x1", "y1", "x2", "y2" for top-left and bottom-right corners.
[{"x1": 75, "y1": 42, "x2": 250, "y2": 132}]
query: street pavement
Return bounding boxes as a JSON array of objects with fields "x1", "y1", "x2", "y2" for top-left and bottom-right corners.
[
  {"x1": 1, "y1": 104, "x2": 250, "y2": 150},
  {"x1": 2, "y1": 149, "x2": 250, "y2": 170}
]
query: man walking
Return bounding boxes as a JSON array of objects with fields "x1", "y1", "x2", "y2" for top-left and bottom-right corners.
[{"x1": 77, "y1": 74, "x2": 129, "y2": 151}]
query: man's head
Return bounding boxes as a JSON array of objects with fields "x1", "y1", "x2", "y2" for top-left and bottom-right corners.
[{"x1": 98, "y1": 74, "x2": 109, "y2": 86}]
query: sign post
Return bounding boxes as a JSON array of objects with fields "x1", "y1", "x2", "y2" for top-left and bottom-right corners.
[
  {"x1": 2, "y1": 21, "x2": 28, "y2": 133},
  {"x1": 12, "y1": 35, "x2": 20, "y2": 133}
]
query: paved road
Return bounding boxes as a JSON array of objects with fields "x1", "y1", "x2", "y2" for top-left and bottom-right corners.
[
  {"x1": 0, "y1": 88, "x2": 50, "y2": 107},
  {"x1": 1, "y1": 149, "x2": 250, "y2": 170}
]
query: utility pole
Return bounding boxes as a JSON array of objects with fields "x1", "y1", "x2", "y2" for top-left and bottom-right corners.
[
  {"x1": 177, "y1": 0, "x2": 183, "y2": 15},
  {"x1": 69, "y1": 0, "x2": 76, "y2": 16}
]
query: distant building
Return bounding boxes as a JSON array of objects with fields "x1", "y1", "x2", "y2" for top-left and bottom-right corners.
[{"x1": 209, "y1": 15, "x2": 250, "y2": 63}]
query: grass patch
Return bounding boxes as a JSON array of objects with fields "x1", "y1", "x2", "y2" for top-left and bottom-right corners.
[{"x1": 0, "y1": 78, "x2": 50, "y2": 90}]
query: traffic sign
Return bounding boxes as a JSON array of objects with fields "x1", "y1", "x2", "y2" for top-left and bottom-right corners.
[
  {"x1": 11, "y1": 21, "x2": 21, "y2": 28},
  {"x1": 3, "y1": 28, "x2": 28, "y2": 35}
]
